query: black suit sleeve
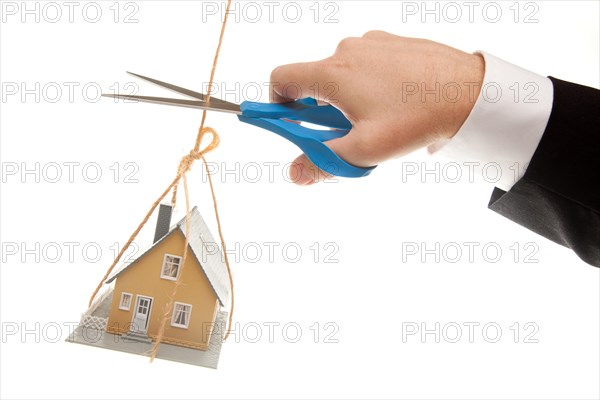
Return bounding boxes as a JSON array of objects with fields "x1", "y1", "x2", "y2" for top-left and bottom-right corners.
[{"x1": 488, "y1": 77, "x2": 600, "y2": 267}]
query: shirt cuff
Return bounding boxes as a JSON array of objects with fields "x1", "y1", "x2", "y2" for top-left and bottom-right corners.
[{"x1": 432, "y1": 51, "x2": 554, "y2": 192}]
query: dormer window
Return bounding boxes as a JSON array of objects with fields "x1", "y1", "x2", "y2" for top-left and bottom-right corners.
[{"x1": 160, "y1": 254, "x2": 182, "y2": 281}]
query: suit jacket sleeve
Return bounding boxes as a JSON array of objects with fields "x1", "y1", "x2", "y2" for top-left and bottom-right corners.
[{"x1": 488, "y1": 77, "x2": 600, "y2": 267}]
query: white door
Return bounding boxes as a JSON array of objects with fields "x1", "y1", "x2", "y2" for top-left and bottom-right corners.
[{"x1": 131, "y1": 296, "x2": 152, "y2": 333}]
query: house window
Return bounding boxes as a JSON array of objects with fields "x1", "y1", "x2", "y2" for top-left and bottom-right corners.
[
  {"x1": 171, "y1": 302, "x2": 192, "y2": 329},
  {"x1": 160, "y1": 254, "x2": 182, "y2": 280},
  {"x1": 119, "y1": 292, "x2": 133, "y2": 311}
]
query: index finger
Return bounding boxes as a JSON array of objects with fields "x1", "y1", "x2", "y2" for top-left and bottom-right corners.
[{"x1": 269, "y1": 60, "x2": 330, "y2": 103}]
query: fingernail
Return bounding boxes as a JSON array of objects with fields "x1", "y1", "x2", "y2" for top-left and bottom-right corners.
[{"x1": 295, "y1": 164, "x2": 315, "y2": 186}]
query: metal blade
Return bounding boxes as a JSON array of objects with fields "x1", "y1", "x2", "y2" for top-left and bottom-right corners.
[
  {"x1": 126, "y1": 71, "x2": 239, "y2": 109},
  {"x1": 101, "y1": 94, "x2": 242, "y2": 115}
]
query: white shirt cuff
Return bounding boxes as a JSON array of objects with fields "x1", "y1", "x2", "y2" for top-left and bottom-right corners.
[{"x1": 432, "y1": 51, "x2": 554, "y2": 192}]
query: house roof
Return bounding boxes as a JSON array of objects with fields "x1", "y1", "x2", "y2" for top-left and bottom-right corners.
[{"x1": 105, "y1": 207, "x2": 230, "y2": 308}]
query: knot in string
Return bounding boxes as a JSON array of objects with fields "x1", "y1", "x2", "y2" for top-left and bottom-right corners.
[
  {"x1": 177, "y1": 152, "x2": 198, "y2": 176},
  {"x1": 89, "y1": 0, "x2": 235, "y2": 363},
  {"x1": 177, "y1": 126, "x2": 220, "y2": 177}
]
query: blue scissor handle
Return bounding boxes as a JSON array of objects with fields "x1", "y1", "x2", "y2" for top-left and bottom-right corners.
[
  {"x1": 240, "y1": 97, "x2": 352, "y2": 130},
  {"x1": 238, "y1": 98, "x2": 376, "y2": 178}
]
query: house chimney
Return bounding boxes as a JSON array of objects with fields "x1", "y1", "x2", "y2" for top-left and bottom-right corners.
[{"x1": 153, "y1": 203, "x2": 173, "y2": 243}]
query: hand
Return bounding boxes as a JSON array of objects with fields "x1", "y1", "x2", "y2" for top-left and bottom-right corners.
[{"x1": 270, "y1": 31, "x2": 485, "y2": 185}]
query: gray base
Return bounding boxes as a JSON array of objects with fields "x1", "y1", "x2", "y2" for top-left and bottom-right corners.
[{"x1": 66, "y1": 311, "x2": 228, "y2": 368}]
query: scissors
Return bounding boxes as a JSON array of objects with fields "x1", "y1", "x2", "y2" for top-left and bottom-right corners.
[{"x1": 102, "y1": 72, "x2": 376, "y2": 178}]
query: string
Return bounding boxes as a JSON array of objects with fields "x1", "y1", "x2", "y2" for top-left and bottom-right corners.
[
  {"x1": 87, "y1": 176, "x2": 181, "y2": 308},
  {"x1": 150, "y1": 171, "x2": 191, "y2": 362},
  {"x1": 88, "y1": 0, "x2": 235, "y2": 362}
]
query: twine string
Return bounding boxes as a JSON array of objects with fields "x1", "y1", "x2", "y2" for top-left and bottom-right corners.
[{"x1": 88, "y1": 0, "x2": 235, "y2": 362}]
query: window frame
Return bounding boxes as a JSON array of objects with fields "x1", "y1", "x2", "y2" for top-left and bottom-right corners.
[
  {"x1": 160, "y1": 253, "x2": 182, "y2": 281},
  {"x1": 170, "y1": 302, "x2": 193, "y2": 329},
  {"x1": 119, "y1": 292, "x2": 133, "y2": 311}
]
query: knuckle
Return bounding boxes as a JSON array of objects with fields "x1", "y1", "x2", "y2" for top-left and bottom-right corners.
[
  {"x1": 362, "y1": 30, "x2": 387, "y2": 39},
  {"x1": 336, "y1": 36, "x2": 360, "y2": 52}
]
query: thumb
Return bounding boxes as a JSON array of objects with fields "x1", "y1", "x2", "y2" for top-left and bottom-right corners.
[
  {"x1": 288, "y1": 127, "x2": 372, "y2": 185},
  {"x1": 288, "y1": 153, "x2": 330, "y2": 185}
]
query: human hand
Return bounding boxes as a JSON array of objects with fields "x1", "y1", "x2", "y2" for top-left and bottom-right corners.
[{"x1": 270, "y1": 31, "x2": 485, "y2": 185}]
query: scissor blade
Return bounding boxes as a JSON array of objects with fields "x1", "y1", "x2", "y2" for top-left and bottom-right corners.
[
  {"x1": 126, "y1": 71, "x2": 239, "y2": 109},
  {"x1": 102, "y1": 94, "x2": 242, "y2": 115}
]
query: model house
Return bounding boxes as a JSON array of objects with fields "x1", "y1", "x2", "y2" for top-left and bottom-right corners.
[{"x1": 68, "y1": 204, "x2": 230, "y2": 367}]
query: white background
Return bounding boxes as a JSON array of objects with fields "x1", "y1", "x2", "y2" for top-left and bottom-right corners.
[{"x1": 1, "y1": 1, "x2": 599, "y2": 399}]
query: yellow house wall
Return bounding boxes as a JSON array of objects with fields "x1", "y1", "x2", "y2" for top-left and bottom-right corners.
[{"x1": 106, "y1": 230, "x2": 219, "y2": 350}]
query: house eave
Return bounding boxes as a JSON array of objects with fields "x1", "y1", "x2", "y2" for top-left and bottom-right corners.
[{"x1": 104, "y1": 226, "x2": 226, "y2": 308}]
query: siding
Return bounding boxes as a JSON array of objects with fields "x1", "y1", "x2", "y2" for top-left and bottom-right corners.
[{"x1": 106, "y1": 230, "x2": 219, "y2": 350}]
